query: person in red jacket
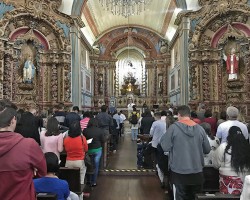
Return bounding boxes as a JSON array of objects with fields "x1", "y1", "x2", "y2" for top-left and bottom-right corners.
[
  {"x1": 64, "y1": 121, "x2": 88, "y2": 184},
  {"x1": 0, "y1": 99, "x2": 46, "y2": 200}
]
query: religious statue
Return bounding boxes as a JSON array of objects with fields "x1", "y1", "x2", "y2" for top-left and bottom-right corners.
[
  {"x1": 223, "y1": 48, "x2": 239, "y2": 80},
  {"x1": 23, "y1": 56, "x2": 36, "y2": 83}
]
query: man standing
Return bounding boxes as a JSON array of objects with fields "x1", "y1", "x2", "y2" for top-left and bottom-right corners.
[
  {"x1": 96, "y1": 105, "x2": 113, "y2": 136},
  {"x1": 65, "y1": 106, "x2": 81, "y2": 127},
  {"x1": 119, "y1": 110, "x2": 126, "y2": 135},
  {"x1": 0, "y1": 99, "x2": 46, "y2": 200},
  {"x1": 160, "y1": 105, "x2": 211, "y2": 200},
  {"x1": 216, "y1": 106, "x2": 248, "y2": 143}
]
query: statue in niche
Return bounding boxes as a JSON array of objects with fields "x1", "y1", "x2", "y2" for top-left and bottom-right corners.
[
  {"x1": 98, "y1": 75, "x2": 103, "y2": 94},
  {"x1": 223, "y1": 47, "x2": 239, "y2": 80},
  {"x1": 23, "y1": 55, "x2": 36, "y2": 83}
]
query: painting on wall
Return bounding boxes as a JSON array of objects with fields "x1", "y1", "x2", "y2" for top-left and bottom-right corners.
[
  {"x1": 177, "y1": 69, "x2": 180, "y2": 87},
  {"x1": 86, "y1": 75, "x2": 90, "y2": 92},
  {"x1": 171, "y1": 74, "x2": 175, "y2": 90}
]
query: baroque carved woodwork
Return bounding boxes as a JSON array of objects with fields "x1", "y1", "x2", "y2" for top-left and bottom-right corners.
[
  {"x1": 176, "y1": 0, "x2": 250, "y2": 120},
  {"x1": 90, "y1": 26, "x2": 170, "y2": 109},
  {"x1": 0, "y1": 0, "x2": 73, "y2": 111}
]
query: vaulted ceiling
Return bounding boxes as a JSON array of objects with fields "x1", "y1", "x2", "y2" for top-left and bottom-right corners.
[
  {"x1": 83, "y1": 0, "x2": 176, "y2": 37},
  {"x1": 59, "y1": 0, "x2": 200, "y2": 45}
]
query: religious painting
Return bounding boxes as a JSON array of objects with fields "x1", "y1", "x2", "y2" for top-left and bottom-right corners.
[
  {"x1": 177, "y1": 69, "x2": 180, "y2": 87},
  {"x1": 171, "y1": 74, "x2": 175, "y2": 90},
  {"x1": 85, "y1": 75, "x2": 90, "y2": 92}
]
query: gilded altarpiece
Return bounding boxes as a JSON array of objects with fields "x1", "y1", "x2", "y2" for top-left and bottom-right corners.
[
  {"x1": 178, "y1": 0, "x2": 250, "y2": 121},
  {"x1": 0, "y1": 0, "x2": 73, "y2": 111},
  {"x1": 90, "y1": 27, "x2": 170, "y2": 110}
]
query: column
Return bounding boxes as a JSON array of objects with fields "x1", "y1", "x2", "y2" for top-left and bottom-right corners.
[
  {"x1": 70, "y1": 23, "x2": 81, "y2": 107},
  {"x1": 180, "y1": 17, "x2": 190, "y2": 105}
]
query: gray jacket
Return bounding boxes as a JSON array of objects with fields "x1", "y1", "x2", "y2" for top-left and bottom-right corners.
[{"x1": 160, "y1": 120, "x2": 211, "y2": 174}]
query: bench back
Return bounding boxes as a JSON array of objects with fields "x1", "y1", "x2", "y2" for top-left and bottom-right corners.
[
  {"x1": 37, "y1": 193, "x2": 57, "y2": 200},
  {"x1": 195, "y1": 193, "x2": 240, "y2": 200},
  {"x1": 203, "y1": 167, "x2": 219, "y2": 192},
  {"x1": 58, "y1": 167, "x2": 82, "y2": 194}
]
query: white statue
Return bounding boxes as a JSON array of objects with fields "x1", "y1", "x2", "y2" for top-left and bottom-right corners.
[{"x1": 23, "y1": 56, "x2": 35, "y2": 83}]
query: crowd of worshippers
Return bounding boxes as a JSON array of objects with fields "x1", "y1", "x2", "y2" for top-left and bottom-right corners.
[
  {"x1": 1, "y1": 98, "x2": 250, "y2": 200},
  {"x1": 133, "y1": 104, "x2": 250, "y2": 200},
  {"x1": 0, "y1": 101, "x2": 125, "y2": 200}
]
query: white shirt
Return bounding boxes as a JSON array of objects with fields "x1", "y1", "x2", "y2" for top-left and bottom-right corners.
[
  {"x1": 216, "y1": 120, "x2": 248, "y2": 143},
  {"x1": 120, "y1": 113, "x2": 126, "y2": 123},
  {"x1": 241, "y1": 175, "x2": 250, "y2": 200}
]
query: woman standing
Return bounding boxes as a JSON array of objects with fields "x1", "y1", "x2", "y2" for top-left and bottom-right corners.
[
  {"x1": 213, "y1": 126, "x2": 250, "y2": 195},
  {"x1": 83, "y1": 118, "x2": 105, "y2": 187},
  {"x1": 64, "y1": 121, "x2": 88, "y2": 184},
  {"x1": 40, "y1": 117, "x2": 64, "y2": 160}
]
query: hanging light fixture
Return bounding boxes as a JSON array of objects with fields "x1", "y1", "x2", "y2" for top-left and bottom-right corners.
[{"x1": 99, "y1": 0, "x2": 150, "y2": 18}]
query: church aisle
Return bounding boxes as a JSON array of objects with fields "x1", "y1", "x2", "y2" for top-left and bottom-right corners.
[
  {"x1": 85, "y1": 121, "x2": 167, "y2": 200},
  {"x1": 87, "y1": 175, "x2": 167, "y2": 200},
  {"x1": 107, "y1": 120, "x2": 138, "y2": 169}
]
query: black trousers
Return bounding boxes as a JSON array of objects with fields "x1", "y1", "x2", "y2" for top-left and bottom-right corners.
[{"x1": 174, "y1": 184, "x2": 202, "y2": 200}]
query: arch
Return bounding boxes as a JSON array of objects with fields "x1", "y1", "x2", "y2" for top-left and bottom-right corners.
[
  {"x1": 211, "y1": 23, "x2": 250, "y2": 48},
  {"x1": 72, "y1": 0, "x2": 85, "y2": 15},
  {"x1": 9, "y1": 27, "x2": 50, "y2": 50}
]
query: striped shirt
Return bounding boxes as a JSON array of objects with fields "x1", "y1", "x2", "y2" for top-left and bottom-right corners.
[{"x1": 80, "y1": 117, "x2": 90, "y2": 131}]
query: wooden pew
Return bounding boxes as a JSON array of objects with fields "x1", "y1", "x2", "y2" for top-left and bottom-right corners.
[
  {"x1": 58, "y1": 167, "x2": 84, "y2": 195},
  {"x1": 203, "y1": 166, "x2": 219, "y2": 193},
  {"x1": 195, "y1": 193, "x2": 240, "y2": 200},
  {"x1": 37, "y1": 193, "x2": 57, "y2": 200}
]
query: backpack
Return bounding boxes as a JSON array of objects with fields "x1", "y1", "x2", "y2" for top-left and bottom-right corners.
[{"x1": 130, "y1": 113, "x2": 138, "y2": 124}]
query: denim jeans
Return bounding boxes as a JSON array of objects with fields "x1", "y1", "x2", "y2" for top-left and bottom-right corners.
[
  {"x1": 88, "y1": 150, "x2": 102, "y2": 185},
  {"x1": 131, "y1": 128, "x2": 138, "y2": 140}
]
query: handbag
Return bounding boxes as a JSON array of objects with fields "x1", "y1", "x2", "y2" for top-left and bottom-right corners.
[{"x1": 81, "y1": 135, "x2": 95, "y2": 174}]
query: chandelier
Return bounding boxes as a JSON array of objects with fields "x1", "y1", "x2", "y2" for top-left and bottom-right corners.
[{"x1": 99, "y1": 0, "x2": 150, "y2": 18}]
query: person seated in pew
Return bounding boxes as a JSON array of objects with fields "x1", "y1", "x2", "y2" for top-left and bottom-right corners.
[
  {"x1": 34, "y1": 152, "x2": 79, "y2": 200},
  {"x1": 200, "y1": 122, "x2": 220, "y2": 166},
  {"x1": 213, "y1": 126, "x2": 250, "y2": 195}
]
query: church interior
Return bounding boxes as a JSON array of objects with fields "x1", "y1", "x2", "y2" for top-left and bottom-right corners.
[
  {"x1": 1, "y1": 0, "x2": 250, "y2": 200},
  {"x1": 2, "y1": 0, "x2": 250, "y2": 120}
]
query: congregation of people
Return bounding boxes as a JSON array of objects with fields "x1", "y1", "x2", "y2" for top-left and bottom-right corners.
[{"x1": 1, "y1": 98, "x2": 250, "y2": 200}]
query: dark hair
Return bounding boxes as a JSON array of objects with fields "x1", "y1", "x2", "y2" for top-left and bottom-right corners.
[
  {"x1": 58, "y1": 103, "x2": 64, "y2": 110},
  {"x1": 225, "y1": 126, "x2": 250, "y2": 173},
  {"x1": 83, "y1": 111, "x2": 91, "y2": 118},
  {"x1": 73, "y1": 106, "x2": 79, "y2": 112},
  {"x1": 200, "y1": 122, "x2": 214, "y2": 140},
  {"x1": 44, "y1": 152, "x2": 59, "y2": 173},
  {"x1": 191, "y1": 111, "x2": 198, "y2": 118},
  {"x1": 220, "y1": 111, "x2": 227, "y2": 121},
  {"x1": 161, "y1": 110, "x2": 167, "y2": 116},
  {"x1": 154, "y1": 112, "x2": 161, "y2": 118},
  {"x1": 144, "y1": 109, "x2": 152, "y2": 117},
  {"x1": 0, "y1": 99, "x2": 18, "y2": 128},
  {"x1": 120, "y1": 110, "x2": 123, "y2": 113},
  {"x1": 46, "y1": 117, "x2": 59, "y2": 136},
  {"x1": 204, "y1": 110, "x2": 212, "y2": 118},
  {"x1": 166, "y1": 115, "x2": 175, "y2": 128},
  {"x1": 68, "y1": 121, "x2": 81, "y2": 138},
  {"x1": 101, "y1": 105, "x2": 107, "y2": 112},
  {"x1": 87, "y1": 118, "x2": 99, "y2": 128},
  {"x1": 177, "y1": 105, "x2": 190, "y2": 117}
]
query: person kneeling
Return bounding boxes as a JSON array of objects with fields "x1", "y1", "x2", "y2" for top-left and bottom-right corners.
[{"x1": 33, "y1": 152, "x2": 79, "y2": 200}]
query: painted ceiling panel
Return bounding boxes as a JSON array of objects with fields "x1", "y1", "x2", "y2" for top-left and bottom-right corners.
[{"x1": 86, "y1": 0, "x2": 172, "y2": 36}]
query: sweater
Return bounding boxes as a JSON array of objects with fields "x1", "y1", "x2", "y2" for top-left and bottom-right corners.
[
  {"x1": 0, "y1": 132, "x2": 46, "y2": 200},
  {"x1": 83, "y1": 126, "x2": 105, "y2": 150},
  {"x1": 160, "y1": 120, "x2": 211, "y2": 174},
  {"x1": 64, "y1": 135, "x2": 88, "y2": 160},
  {"x1": 40, "y1": 131, "x2": 64, "y2": 159}
]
